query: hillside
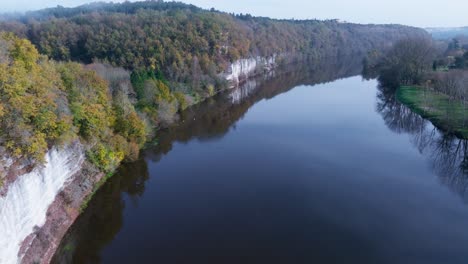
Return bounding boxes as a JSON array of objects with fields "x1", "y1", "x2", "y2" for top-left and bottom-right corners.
[
  {"x1": 0, "y1": 2, "x2": 437, "y2": 264},
  {"x1": 0, "y1": 0, "x2": 430, "y2": 166},
  {"x1": 2, "y1": 1, "x2": 427, "y2": 81},
  {"x1": 426, "y1": 27, "x2": 468, "y2": 40}
]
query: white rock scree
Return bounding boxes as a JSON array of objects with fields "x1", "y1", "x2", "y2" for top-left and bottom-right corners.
[{"x1": 0, "y1": 144, "x2": 84, "y2": 264}]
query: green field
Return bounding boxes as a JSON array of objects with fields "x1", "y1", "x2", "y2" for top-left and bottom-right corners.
[{"x1": 396, "y1": 86, "x2": 468, "y2": 138}]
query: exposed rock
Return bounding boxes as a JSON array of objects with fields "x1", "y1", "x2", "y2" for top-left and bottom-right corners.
[
  {"x1": 6, "y1": 56, "x2": 278, "y2": 264},
  {"x1": 225, "y1": 55, "x2": 278, "y2": 87},
  {"x1": 19, "y1": 161, "x2": 103, "y2": 264}
]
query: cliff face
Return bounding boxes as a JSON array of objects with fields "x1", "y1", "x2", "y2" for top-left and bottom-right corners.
[
  {"x1": 0, "y1": 142, "x2": 103, "y2": 264},
  {"x1": 225, "y1": 56, "x2": 277, "y2": 86},
  {"x1": 19, "y1": 161, "x2": 104, "y2": 264},
  {"x1": 0, "y1": 51, "x2": 393, "y2": 264},
  {"x1": 0, "y1": 143, "x2": 83, "y2": 264},
  {"x1": 0, "y1": 4, "x2": 431, "y2": 262},
  {"x1": 0, "y1": 60, "x2": 275, "y2": 263}
]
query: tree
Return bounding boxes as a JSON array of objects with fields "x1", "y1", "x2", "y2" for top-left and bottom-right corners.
[{"x1": 379, "y1": 38, "x2": 436, "y2": 87}]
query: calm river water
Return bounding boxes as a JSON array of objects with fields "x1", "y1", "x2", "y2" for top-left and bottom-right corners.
[{"x1": 54, "y1": 59, "x2": 468, "y2": 264}]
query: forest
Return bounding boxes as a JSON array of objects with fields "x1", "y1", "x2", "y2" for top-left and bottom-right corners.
[
  {"x1": 0, "y1": 0, "x2": 428, "y2": 172},
  {"x1": 0, "y1": 33, "x2": 146, "y2": 172},
  {"x1": 1, "y1": 1, "x2": 426, "y2": 88}
]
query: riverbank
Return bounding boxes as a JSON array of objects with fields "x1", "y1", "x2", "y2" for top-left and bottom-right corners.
[
  {"x1": 13, "y1": 56, "x2": 279, "y2": 264},
  {"x1": 396, "y1": 86, "x2": 468, "y2": 138},
  {"x1": 19, "y1": 161, "x2": 104, "y2": 264},
  {"x1": 46, "y1": 75, "x2": 468, "y2": 264}
]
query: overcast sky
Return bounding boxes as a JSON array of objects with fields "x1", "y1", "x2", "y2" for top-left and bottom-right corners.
[{"x1": 1, "y1": 0, "x2": 467, "y2": 28}]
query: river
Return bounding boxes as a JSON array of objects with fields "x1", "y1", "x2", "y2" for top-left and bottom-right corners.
[{"x1": 53, "y1": 59, "x2": 468, "y2": 264}]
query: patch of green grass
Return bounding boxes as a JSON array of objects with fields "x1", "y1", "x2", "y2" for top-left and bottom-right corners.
[{"x1": 397, "y1": 86, "x2": 468, "y2": 138}]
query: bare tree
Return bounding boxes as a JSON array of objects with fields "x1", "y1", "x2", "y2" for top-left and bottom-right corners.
[
  {"x1": 0, "y1": 38, "x2": 11, "y2": 64},
  {"x1": 379, "y1": 37, "x2": 436, "y2": 87}
]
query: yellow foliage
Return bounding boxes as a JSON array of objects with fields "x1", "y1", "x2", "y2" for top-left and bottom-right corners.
[
  {"x1": 0, "y1": 34, "x2": 147, "y2": 169},
  {"x1": 0, "y1": 33, "x2": 71, "y2": 162}
]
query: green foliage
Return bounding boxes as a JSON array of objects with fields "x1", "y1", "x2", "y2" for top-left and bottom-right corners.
[
  {"x1": 57, "y1": 61, "x2": 148, "y2": 166},
  {"x1": 174, "y1": 91, "x2": 188, "y2": 111},
  {"x1": 1, "y1": 1, "x2": 427, "y2": 98},
  {"x1": 86, "y1": 142, "x2": 124, "y2": 173},
  {"x1": 0, "y1": 1, "x2": 429, "y2": 169},
  {"x1": 131, "y1": 71, "x2": 184, "y2": 126},
  {"x1": 114, "y1": 111, "x2": 147, "y2": 147},
  {"x1": 0, "y1": 33, "x2": 72, "y2": 162},
  {"x1": 207, "y1": 84, "x2": 215, "y2": 97},
  {"x1": 131, "y1": 70, "x2": 157, "y2": 101},
  {"x1": 57, "y1": 62, "x2": 114, "y2": 140},
  {"x1": 0, "y1": 34, "x2": 147, "y2": 168}
]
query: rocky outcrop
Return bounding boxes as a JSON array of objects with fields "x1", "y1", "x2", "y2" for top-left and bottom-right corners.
[
  {"x1": 0, "y1": 142, "x2": 102, "y2": 264},
  {"x1": 225, "y1": 55, "x2": 277, "y2": 87},
  {"x1": 19, "y1": 160, "x2": 103, "y2": 264},
  {"x1": 2, "y1": 56, "x2": 276, "y2": 264}
]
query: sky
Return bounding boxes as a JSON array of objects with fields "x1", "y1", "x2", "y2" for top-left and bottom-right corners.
[{"x1": 1, "y1": 0, "x2": 468, "y2": 28}]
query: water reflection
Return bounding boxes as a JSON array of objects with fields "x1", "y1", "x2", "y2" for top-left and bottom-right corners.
[
  {"x1": 52, "y1": 159, "x2": 149, "y2": 264},
  {"x1": 52, "y1": 56, "x2": 362, "y2": 263},
  {"x1": 376, "y1": 85, "x2": 468, "y2": 202},
  {"x1": 155, "y1": 55, "x2": 362, "y2": 158}
]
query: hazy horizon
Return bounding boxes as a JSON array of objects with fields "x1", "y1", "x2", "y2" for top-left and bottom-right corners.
[{"x1": 1, "y1": 0, "x2": 468, "y2": 28}]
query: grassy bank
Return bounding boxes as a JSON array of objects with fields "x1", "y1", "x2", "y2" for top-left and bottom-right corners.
[{"x1": 396, "y1": 86, "x2": 468, "y2": 138}]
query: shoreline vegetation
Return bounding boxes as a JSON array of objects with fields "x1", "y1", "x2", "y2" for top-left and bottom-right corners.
[
  {"x1": 0, "y1": 1, "x2": 432, "y2": 262},
  {"x1": 397, "y1": 86, "x2": 468, "y2": 138},
  {"x1": 0, "y1": 0, "x2": 428, "y2": 179},
  {"x1": 365, "y1": 36, "x2": 468, "y2": 139}
]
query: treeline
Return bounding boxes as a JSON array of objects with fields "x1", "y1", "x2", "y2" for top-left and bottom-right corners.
[
  {"x1": 371, "y1": 37, "x2": 436, "y2": 87},
  {"x1": 366, "y1": 36, "x2": 468, "y2": 138},
  {"x1": 367, "y1": 36, "x2": 468, "y2": 102},
  {"x1": 431, "y1": 38, "x2": 468, "y2": 101},
  {"x1": 0, "y1": 33, "x2": 146, "y2": 171},
  {"x1": 1, "y1": 1, "x2": 426, "y2": 90},
  {"x1": 0, "y1": 1, "x2": 429, "y2": 171}
]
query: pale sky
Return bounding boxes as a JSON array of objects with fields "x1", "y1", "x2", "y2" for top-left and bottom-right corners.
[{"x1": 1, "y1": 0, "x2": 467, "y2": 28}]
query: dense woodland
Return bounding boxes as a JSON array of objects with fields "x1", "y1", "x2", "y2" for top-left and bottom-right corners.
[
  {"x1": 0, "y1": 0, "x2": 428, "y2": 172},
  {"x1": 1, "y1": 1, "x2": 426, "y2": 88},
  {"x1": 0, "y1": 33, "x2": 146, "y2": 172}
]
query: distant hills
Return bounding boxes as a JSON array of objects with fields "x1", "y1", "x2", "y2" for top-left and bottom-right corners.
[{"x1": 426, "y1": 27, "x2": 468, "y2": 40}]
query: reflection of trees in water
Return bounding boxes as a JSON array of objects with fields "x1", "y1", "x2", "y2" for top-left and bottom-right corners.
[
  {"x1": 430, "y1": 136, "x2": 468, "y2": 202},
  {"x1": 376, "y1": 85, "x2": 468, "y2": 202},
  {"x1": 377, "y1": 86, "x2": 428, "y2": 136},
  {"x1": 51, "y1": 159, "x2": 149, "y2": 264},
  {"x1": 151, "y1": 55, "x2": 363, "y2": 160},
  {"x1": 53, "y1": 55, "x2": 363, "y2": 262}
]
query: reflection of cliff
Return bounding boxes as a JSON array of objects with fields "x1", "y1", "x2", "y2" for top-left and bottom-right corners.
[
  {"x1": 376, "y1": 85, "x2": 468, "y2": 202},
  {"x1": 51, "y1": 159, "x2": 149, "y2": 264},
  {"x1": 153, "y1": 55, "x2": 363, "y2": 158},
  {"x1": 53, "y1": 57, "x2": 363, "y2": 262}
]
